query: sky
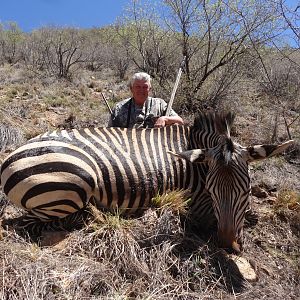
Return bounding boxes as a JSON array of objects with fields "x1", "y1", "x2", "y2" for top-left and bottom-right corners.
[
  {"x1": 0, "y1": 0, "x2": 130, "y2": 32},
  {"x1": 0, "y1": 0, "x2": 299, "y2": 33}
]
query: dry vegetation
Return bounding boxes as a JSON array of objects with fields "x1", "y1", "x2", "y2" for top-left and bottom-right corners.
[
  {"x1": 0, "y1": 63, "x2": 299, "y2": 299},
  {"x1": 0, "y1": 188, "x2": 299, "y2": 299},
  {"x1": 0, "y1": 0, "x2": 299, "y2": 298}
]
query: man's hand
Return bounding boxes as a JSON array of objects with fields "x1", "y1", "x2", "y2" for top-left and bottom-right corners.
[
  {"x1": 154, "y1": 116, "x2": 167, "y2": 127},
  {"x1": 154, "y1": 116, "x2": 184, "y2": 128}
]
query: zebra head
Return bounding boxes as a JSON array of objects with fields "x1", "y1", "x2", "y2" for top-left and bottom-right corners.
[{"x1": 169, "y1": 112, "x2": 293, "y2": 252}]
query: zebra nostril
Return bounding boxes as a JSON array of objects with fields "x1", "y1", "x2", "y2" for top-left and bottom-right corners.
[{"x1": 218, "y1": 239, "x2": 241, "y2": 254}]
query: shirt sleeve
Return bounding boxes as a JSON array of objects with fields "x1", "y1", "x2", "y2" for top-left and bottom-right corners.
[
  {"x1": 107, "y1": 99, "x2": 130, "y2": 128},
  {"x1": 159, "y1": 99, "x2": 178, "y2": 117}
]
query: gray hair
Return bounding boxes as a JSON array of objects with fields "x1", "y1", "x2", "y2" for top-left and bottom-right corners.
[{"x1": 129, "y1": 72, "x2": 151, "y2": 88}]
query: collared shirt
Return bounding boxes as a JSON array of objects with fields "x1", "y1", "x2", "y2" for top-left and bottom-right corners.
[{"x1": 108, "y1": 97, "x2": 178, "y2": 128}]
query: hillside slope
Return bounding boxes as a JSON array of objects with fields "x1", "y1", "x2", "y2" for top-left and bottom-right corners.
[{"x1": 0, "y1": 66, "x2": 299, "y2": 299}]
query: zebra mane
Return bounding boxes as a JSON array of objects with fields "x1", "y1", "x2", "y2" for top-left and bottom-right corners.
[
  {"x1": 193, "y1": 112, "x2": 236, "y2": 163},
  {"x1": 193, "y1": 112, "x2": 235, "y2": 137}
]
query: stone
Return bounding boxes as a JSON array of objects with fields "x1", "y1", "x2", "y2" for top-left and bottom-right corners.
[
  {"x1": 251, "y1": 186, "x2": 268, "y2": 198},
  {"x1": 229, "y1": 255, "x2": 258, "y2": 282}
]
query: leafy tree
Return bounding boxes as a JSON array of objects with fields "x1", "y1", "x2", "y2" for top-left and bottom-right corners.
[{"x1": 0, "y1": 22, "x2": 24, "y2": 65}]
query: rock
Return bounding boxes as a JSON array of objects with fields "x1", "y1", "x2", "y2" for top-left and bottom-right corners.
[
  {"x1": 229, "y1": 255, "x2": 258, "y2": 282},
  {"x1": 251, "y1": 186, "x2": 268, "y2": 198}
]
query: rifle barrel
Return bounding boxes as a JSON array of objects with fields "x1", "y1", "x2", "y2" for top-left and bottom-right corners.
[
  {"x1": 165, "y1": 57, "x2": 185, "y2": 116},
  {"x1": 101, "y1": 92, "x2": 113, "y2": 115}
]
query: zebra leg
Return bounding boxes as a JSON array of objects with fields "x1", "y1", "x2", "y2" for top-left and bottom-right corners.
[
  {"x1": 3, "y1": 206, "x2": 93, "y2": 240},
  {"x1": 14, "y1": 191, "x2": 97, "y2": 237},
  {"x1": 1, "y1": 212, "x2": 46, "y2": 238},
  {"x1": 19, "y1": 213, "x2": 47, "y2": 237},
  {"x1": 187, "y1": 192, "x2": 217, "y2": 232}
]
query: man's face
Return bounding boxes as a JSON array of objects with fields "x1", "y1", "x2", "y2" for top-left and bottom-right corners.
[{"x1": 131, "y1": 80, "x2": 151, "y2": 105}]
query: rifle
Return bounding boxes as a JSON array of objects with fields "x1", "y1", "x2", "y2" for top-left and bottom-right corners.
[
  {"x1": 101, "y1": 92, "x2": 113, "y2": 115},
  {"x1": 165, "y1": 56, "x2": 186, "y2": 117},
  {"x1": 142, "y1": 57, "x2": 186, "y2": 128}
]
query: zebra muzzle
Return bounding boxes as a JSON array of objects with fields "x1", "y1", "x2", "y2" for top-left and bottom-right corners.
[{"x1": 218, "y1": 228, "x2": 241, "y2": 253}]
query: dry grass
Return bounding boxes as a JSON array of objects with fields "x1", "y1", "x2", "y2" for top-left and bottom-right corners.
[
  {"x1": 0, "y1": 65, "x2": 299, "y2": 299},
  {"x1": 275, "y1": 190, "x2": 300, "y2": 213},
  {"x1": 151, "y1": 189, "x2": 191, "y2": 215},
  {"x1": 1, "y1": 190, "x2": 300, "y2": 299},
  {"x1": 0, "y1": 205, "x2": 229, "y2": 299}
]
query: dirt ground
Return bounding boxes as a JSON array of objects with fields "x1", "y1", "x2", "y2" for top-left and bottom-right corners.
[
  {"x1": 0, "y1": 188, "x2": 299, "y2": 299},
  {"x1": 0, "y1": 73, "x2": 299, "y2": 299}
]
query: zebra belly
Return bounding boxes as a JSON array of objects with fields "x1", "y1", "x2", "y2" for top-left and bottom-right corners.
[
  {"x1": 1, "y1": 144, "x2": 98, "y2": 218},
  {"x1": 0, "y1": 125, "x2": 191, "y2": 218}
]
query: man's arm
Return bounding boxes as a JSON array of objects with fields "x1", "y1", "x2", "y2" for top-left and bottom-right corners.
[
  {"x1": 153, "y1": 98, "x2": 184, "y2": 127},
  {"x1": 154, "y1": 115, "x2": 184, "y2": 127}
]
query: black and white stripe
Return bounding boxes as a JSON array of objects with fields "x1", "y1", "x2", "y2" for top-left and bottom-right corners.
[
  {"x1": 1, "y1": 112, "x2": 293, "y2": 251},
  {"x1": 1, "y1": 126, "x2": 191, "y2": 218}
]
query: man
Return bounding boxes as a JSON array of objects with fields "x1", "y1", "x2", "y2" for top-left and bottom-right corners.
[{"x1": 108, "y1": 72, "x2": 184, "y2": 128}]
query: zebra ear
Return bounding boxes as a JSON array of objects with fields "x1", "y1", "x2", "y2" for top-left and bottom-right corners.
[
  {"x1": 167, "y1": 149, "x2": 209, "y2": 163},
  {"x1": 245, "y1": 140, "x2": 294, "y2": 162}
]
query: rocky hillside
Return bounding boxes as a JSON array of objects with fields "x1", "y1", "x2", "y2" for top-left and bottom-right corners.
[{"x1": 0, "y1": 64, "x2": 299, "y2": 299}]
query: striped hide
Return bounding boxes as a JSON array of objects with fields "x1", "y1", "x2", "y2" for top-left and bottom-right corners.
[{"x1": 0, "y1": 112, "x2": 293, "y2": 251}]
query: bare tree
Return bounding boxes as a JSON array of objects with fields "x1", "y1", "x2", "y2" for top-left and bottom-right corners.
[
  {"x1": 22, "y1": 28, "x2": 49, "y2": 75},
  {"x1": 116, "y1": 0, "x2": 180, "y2": 84},
  {"x1": 82, "y1": 28, "x2": 112, "y2": 72},
  {"x1": 279, "y1": 0, "x2": 300, "y2": 48},
  {"x1": 164, "y1": 0, "x2": 283, "y2": 108},
  {"x1": 246, "y1": 39, "x2": 300, "y2": 142},
  {"x1": 23, "y1": 27, "x2": 87, "y2": 79},
  {"x1": 119, "y1": 0, "x2": 282, "y2": 110}
]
